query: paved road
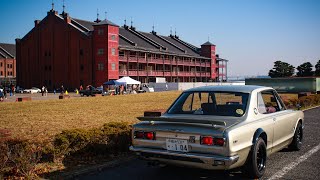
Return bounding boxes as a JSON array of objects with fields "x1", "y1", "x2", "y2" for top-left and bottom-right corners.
[
  {"x1": 80, "y1": 107, "x2": 320, "y2": 180},
  {"x1": 1, "y1": 92, "x2": 83, "y2": 102}
]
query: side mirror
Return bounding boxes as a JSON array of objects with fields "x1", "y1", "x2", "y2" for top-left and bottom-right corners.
[{"x1": 296, "y1": 104, "x2": 302, "y2": 110}]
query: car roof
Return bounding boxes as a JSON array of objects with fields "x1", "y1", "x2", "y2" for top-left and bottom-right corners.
[{"x1": 183, "y1": 85, "x2": 271, "y2": 93}]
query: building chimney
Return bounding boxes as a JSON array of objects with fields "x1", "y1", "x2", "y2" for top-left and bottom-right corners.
[
  {"x1": 34, "y1": 20, "x2": 40, "y2": 27},
  {"x1": 63, "y1": 13, "x2": 71, "y2": 24}
]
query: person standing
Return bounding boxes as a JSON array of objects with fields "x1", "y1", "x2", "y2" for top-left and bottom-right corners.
[
  {"x1": 41, "y1": 86, "x2": 45, "y2": 96},
  {"x1": 45, "y1": 86, "x2": 48, "y2": 96},
  {"x1": 3, "y1": 88, "x2": 7, "y2": 99},
  {"x1": 61, "y1": 85, "x2": 65, "y2": 94}
]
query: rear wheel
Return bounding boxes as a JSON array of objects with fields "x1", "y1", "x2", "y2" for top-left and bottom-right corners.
[
  {"x1": 289, "y1": 122, "x2": 303, "y2": 151},
  {"x1": 243, "y1": 137, "x2": 267, "y2": 178}
]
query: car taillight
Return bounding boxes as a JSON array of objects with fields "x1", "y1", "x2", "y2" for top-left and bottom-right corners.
[
  {"x1": 134, "y1": 131, "x2": 155, "y2": 140},
  {"x1": 201, "y1": 136, "x2": 213, "y2": 145},
  {"x1": 214, "y1": 138, "x2": 225, "y2": 146},
  {"x1": 200, "y1": 136, "x2": 225, "y2": 146},
  {"x1": 134, "y1": 131, "x2": 144, "y2": 139},
  {"x1": 144, "y1": 132, "x2": 154, "y2": 140}
]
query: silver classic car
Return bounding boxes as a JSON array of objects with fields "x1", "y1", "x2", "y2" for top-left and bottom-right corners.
[{"x1": 130, "y1": 85, "x2": 304, "y2": 178}]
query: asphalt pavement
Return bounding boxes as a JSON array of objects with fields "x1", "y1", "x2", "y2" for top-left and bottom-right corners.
[{"x1": 79, "y1": 107, "x2": 320, "y2": 180}]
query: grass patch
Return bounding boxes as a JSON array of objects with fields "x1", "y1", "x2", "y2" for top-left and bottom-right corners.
[{"x1": 0, "y1": 91, "x2": 181, "y2": 141}]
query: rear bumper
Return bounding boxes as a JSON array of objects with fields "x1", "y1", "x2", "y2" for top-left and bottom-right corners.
[{"x1": 130, "y1": 146, "x2": 239, "y2": 168}]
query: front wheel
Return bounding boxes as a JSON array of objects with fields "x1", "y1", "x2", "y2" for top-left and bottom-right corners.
[
  {"x1": 243, "y1": 137, "x2": 267, "y2": 179},
  {"x1": 289, "y1": 122, "x2": 303, "y2": 151}
]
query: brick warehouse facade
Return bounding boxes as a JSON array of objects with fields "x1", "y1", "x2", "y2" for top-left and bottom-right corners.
[
  {"x1": 0, "y1": 43, "x2": 16, "y2": 85},
  {"x1": 16, "y1": 8, "x2": 228, "y2": 90}
]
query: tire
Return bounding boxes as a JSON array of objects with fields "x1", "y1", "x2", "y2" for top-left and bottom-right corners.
[
  {"x1": 80, "y1": 93, "x2": 84, "y2": 97},
  {"x1": 243, "y1": 137, "x2": 267, "y2": 179},
  {"x1": 289, "y1": 122, "x2": 303, "y2": 151}
]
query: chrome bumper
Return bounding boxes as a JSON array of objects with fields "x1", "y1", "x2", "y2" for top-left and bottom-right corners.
[{"x1": 129, "y1": 146, "x2": 239, "y2": 167}]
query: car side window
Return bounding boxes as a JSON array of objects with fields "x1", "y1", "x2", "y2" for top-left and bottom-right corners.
[
  {"x1": 258, "y1": 91, "x2": 282, "y2": 114},
  {"x1": 181, "y1": 92, "x2": 210, "y2": 112}
]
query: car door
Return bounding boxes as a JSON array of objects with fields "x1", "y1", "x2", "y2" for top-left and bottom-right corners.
[{"x1": 259, "y1": 90, "x2": 293, "y2": 151}]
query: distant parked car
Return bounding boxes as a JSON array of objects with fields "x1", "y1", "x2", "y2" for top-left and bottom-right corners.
[
  {"x1": 23, "y1": 87, "x2": 41, "y2": 94},
  {"x1": 15, "y1": 87, "x2": 25, "y2": 93},
  {"x1": 79, "y1": 85, "x2": 102, "y2": 97}
]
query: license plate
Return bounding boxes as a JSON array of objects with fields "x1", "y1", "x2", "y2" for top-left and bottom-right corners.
[{"x1": 166, "y1": 138, "x2": 189, "y2": 152}]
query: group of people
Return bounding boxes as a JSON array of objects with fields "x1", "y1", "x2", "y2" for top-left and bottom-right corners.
[
  {"x1": 114, "y1": 85, "x2": 125, "y2": 95},
  {"x1": 0, "y1": 84, "x2": 16, "y2": 100}
]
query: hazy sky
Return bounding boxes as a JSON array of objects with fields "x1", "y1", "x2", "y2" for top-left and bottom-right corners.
[{"x1": 1, "y1": 0, "x2": 319, "y2": 76}]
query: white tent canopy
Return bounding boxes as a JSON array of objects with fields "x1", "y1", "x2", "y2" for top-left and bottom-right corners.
[{"x1": 116, "y1": 76, "x2": 141, "y2": 85}]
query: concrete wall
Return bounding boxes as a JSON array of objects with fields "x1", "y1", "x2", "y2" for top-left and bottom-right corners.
[
  {"x1": 149, "y1": 81, "x2": 245, "y2": 92},
  {"x1": 245, "y1": 78, "x2": 320, "y2": 93}
]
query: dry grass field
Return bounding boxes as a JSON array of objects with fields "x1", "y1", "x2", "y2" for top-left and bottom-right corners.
[
  {"x1": 0, "y1": 91, "x2": 298, "y2": 141},
  {"x1": 0, "y1": 91, "x2": 181, "y2": 141}
]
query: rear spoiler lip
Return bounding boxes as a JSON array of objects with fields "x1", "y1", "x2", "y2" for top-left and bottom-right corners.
[{"x1": 137, "y1": 116, "x2": 226, "y2": 127}]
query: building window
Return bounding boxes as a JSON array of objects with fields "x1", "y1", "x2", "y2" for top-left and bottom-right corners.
[
  {"x1": 111, "y1": 63, "x2": 116, "y2": 70},
  {"x1": 119, "y1": 51, "x2": 124, "y2": 56},
  {"x1": 0, "y1": 62, "x2": 2, "y2": 67},
  {"x1": 0, "y1": 71, "x2": 3, "y2": 76},
  {"x1": 98, "y1": 29, "x2": 104, "y2": 35},
  {"x1": 80, "y1": 65, "x2": 84, "y2": 71},
  {"x1": 45, "y1": 66, "x2": 47, "y2": 71},
  {"x1": 98, "y1": 63, "x2": 104, "y2": 71},
  {"x1": 45, "y1": 51, "x2": 47, "y2": 57},
  {"x1": 80, "y1": 49, "x2": 84, "y2": 56},
  {"x1": 48, "y1": 51, "x2": 51, "y2": 57},
  {"x1": 49, "y1": 66, "x2": 51, "y2": 71},
  {"x1": 97, "y1": 48, "x2": 104, "y2": 55},
  {"x1": 111, "y1": 48, "x2": 116, "y2": 56},
  {"x1": 111, "y1": 35, "x2": 116, "y2": 41}
]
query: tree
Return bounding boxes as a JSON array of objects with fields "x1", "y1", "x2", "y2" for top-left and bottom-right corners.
[
  {"x1": 296, "y1": 62, "x2": 313, "y2": 77},
  {"x1": 315, "y1": 60, "x2": 320, "y2": 76},
  {"x1": 268, "y1": 61, "x2": 295, "y2": 78}
]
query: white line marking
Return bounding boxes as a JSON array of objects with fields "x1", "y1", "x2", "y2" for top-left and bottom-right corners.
[{"x1": 268, "y1": 143, "x2": 320, "y2": 180}]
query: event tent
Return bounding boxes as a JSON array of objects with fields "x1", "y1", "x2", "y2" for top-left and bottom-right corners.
[
  {"x1": 116, "y1": 76, "x2": 141, "y2": 85},
  {"x1": 103, "y1": 80, "x2": 125, "y2": 86}
]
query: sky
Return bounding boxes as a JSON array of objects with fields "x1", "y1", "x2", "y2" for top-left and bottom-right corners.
[{"x1": 0, "y1": 0, "x2": 319, "y2": 77}]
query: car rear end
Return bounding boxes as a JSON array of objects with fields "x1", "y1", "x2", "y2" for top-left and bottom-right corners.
[{"x1": 130, "y1": 121, "x2": 239, "y2": 170}]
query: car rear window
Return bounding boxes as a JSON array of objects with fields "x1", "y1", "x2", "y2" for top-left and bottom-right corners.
[{"x1": 167, "y1": 91, "x2": 249, "y2": 117}]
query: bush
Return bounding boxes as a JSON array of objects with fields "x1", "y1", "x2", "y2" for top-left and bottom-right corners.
[
  {"x1": 283, "y1": 98, "x2": 299, "y2": 109},
  {"x1": 0, "y1": 139, "x2": 43, "y2": 179},
  {"x1": 53, "y1": 122, "x2": 132, "y2": 160}
]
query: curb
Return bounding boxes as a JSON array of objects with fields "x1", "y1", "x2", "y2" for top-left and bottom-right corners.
[
  {"x1": 53, "y1": 155, "x2": 136, "y2": 179},
  {"x1": 302, "y1": 105, "x2": 320, "y2": 112}
]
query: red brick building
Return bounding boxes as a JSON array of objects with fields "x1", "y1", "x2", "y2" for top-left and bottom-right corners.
[
  {"x1": 0, "y1": 43, "x2": 16, "y2": 86},
  {"x1": 16, "y1": 8, "x2": 228, "y2": 89}
]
